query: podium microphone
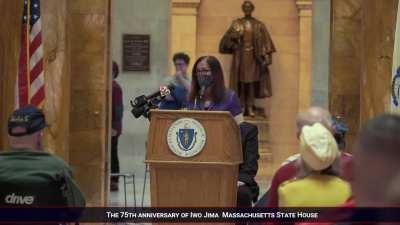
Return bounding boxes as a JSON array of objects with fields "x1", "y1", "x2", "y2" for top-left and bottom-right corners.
[
  {"x1": 145, "y1": 84, "x2": 175, "y2": 100},
  {"x1": 199, "y1": 86, "x2": 206, "y2": 100},
  {"x1": 130, "y1": 84, "x2": 175, "y2": 119}
]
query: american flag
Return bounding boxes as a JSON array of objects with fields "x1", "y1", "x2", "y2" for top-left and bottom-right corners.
[{"x1": 15, "y1": 0, "x2": 44, "y2": 109}]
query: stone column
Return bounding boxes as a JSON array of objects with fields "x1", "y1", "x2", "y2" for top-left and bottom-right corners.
[
  {"x1": 296, "y1": 0, "x2": 313, "y2": 112},
  {"x1": 0, "y1": 1, "x2": 21, "y2": 150},
  {"x1": 68, "y1": 0, "x2": 110, "y2": 206},
  {"x1": 170, "y1": 0, "x2": 201, "y2": 73},
  {"x1": 360, "y1": 0, "x2": 398, "y2": 124},
  {"x1": 312, "y1": 0, "x2": 331, "y2": 108},
  {"x1": 330, "y1": 0, "x2": 362, "y2": 150}
]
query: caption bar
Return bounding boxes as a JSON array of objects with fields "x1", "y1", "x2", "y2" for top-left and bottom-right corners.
[
  {"x1": 107, "y1": 210, "x2": 318, "y2": 220},
  {"x1": 0, "y1": 207, "x2": 399, "y2": 223}
]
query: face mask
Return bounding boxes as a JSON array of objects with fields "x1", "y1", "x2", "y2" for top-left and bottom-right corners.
[{"x1": 197, "y1": 73, "x2": 213, "y2": 88}]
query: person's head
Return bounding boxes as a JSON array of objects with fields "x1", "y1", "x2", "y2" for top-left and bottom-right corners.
[
  {"x1": 112, "y1": 61, "x2": 119, "y2": 79},
  {"x1": 385, "y1": 173, "x2": 400, "y2": 206},
  {"x1": 189, "y1": 56, "x2": 226, "y2": 103},
  {"x1": 242, "y1": 1, "x2": 255, "y2": 17},
  {"x1": 296, "y1": 106, "x2": 333, "y2": 138},
  {"x1": 7, "y1": 105, "x2": 47, "y2": 151},
  {"x1": 299, "y1": 122, "x2": 340, "y2": 172},
  {"x1": 332, "y1": 115, "x2": 349, "y2": 150},
  {"x1": 352, "y1": 114, "x2": 400, "y2": 207},
  {"x1": 173, "y1": 52, "x2": 190, "y2": 75}
]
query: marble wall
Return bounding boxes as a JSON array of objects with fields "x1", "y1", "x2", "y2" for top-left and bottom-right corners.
[
  {"x1": 196, "y1": 0, "x2": 301, "y2": 172},
  {"x1": 111, "y1": 0, "x2": 170, "y2": 175},
  {"x1": 41, "y1": 0, "x2": 70, "y2": 161},
  {"x1": 330, "y1": 0, "x2": 362, "y2": 150},
  {"x1": 68, "y1": 0, "x2": 110, "y2": 206},
  {"x1": 170, "y1": 0, "x2": 200, "y2": 73},
  {"x1": 360, "y1": 0, "x2": 398, "y2": 124},
  {"x1": 312, "y1": 0, "x2": 330, "y2": 108},
  {"x1": 0, "y1": 0, "x2": 70, "y2": 159},
  {"x1": 331, "y1": 0, "x2": 398, "y2": 148},
  {"x1": 0, "y1": 0, "x2": 110, "y2": 206},
  {"x1": 0, "y1": 1, "x2": 21, "y2": 150},
  {"x1": 1, "y1": 0, "x2": 396, "y2": 205}
]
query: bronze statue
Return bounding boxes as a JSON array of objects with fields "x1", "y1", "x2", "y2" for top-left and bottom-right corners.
[{"x1": 219, "y1": 0, "x2": 276, "y2": 117}]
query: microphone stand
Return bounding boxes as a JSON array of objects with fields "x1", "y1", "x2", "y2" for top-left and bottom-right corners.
[{"x1": 196, "y1": 86, "x2": 206, "y2": 110}]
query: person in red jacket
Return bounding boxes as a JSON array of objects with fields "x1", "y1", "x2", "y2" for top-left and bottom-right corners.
[
  {"x1": 111, "y1": 61, "x2": 123, "y2": 191},
  {"x1": 297, "y1": 114, "x2": 400, "y2": 225},
  {"x1": 266, "y1": 107, "x2": 353, "y2": 208}
]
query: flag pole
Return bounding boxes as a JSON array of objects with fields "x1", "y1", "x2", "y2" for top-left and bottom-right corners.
[{"x1": 26, "y1": 0, "x2": 31, "y2": 104}]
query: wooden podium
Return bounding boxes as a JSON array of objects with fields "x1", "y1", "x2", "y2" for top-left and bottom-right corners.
[{"x1": 146, "y1": 110, "x2": 243, "y2": 208}]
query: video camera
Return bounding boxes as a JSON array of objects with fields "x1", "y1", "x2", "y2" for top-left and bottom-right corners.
[{"x1": 130, "y1": 85, "x2": 174, "y2": 119}]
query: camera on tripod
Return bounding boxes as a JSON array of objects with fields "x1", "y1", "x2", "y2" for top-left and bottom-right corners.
[{"x1": 130, "y1": 85, "x2": 174, "y2": 119}]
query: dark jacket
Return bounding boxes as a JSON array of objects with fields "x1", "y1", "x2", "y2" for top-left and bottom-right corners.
[
  {"x1": 112, "y1": 80, "x2": 123, "y2": 136},
  {"x1": 159, "y1": 85, "x2": 188, "y2": 110},
  {"x1": 0, "y1": 150, "x2": 86, "y2": 207},
  {"x1": 239, "y1": 122, "x2": 260, "y2": 203}
]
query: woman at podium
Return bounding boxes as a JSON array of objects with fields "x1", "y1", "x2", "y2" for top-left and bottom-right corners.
[
  {"x1": 187, "y1": 56, "x2": 244, "y2": 125},
  {"x1": 187, "y1": 56, "x2": 259, "y2": 207}
]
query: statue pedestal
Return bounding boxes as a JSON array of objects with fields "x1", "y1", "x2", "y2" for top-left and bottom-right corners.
[{"x1": 244, "y1": 116, "x2": 274, "y2": 179}]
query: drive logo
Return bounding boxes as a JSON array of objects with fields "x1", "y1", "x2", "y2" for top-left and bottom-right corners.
[{"x1": 5, "y1": 193, "x2": 35, "y2": 205}]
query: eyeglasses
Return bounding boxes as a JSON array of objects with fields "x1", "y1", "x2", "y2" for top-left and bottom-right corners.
[{"x1": 174, "y1": 63, "x2": 186, "y2": 67}]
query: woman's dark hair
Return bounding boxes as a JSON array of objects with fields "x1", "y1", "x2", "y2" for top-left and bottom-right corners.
[
  {"x1": 332, "y1": 115, "x2": 348, "y2": 150},
  {"x1": 112, "y1": 61, "x2": 119, "y2": 78},
  {"x1": 173, "y1": 52, "x2": 190, "y2": 65},
  {"x1": 189, "y1": 56, "x2": 226, "y2": 103}
]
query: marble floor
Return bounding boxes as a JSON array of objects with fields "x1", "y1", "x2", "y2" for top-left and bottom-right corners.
[{"x1": 108, "y1": 151, "x2": 150, "y2": 208}]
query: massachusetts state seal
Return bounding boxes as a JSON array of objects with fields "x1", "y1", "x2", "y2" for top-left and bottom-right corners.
[
  {"x1": 167, "y1": 118, "x2": 206, "y2": 158},
  {"x1": 392, "y1": 67, "x2": 400, "y2": 107}
]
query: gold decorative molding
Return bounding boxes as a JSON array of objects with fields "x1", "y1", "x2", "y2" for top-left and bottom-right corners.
[
  {"x1": 169, "y1": 0, "x2": 201, "y2": 73},
  {"x1": 296, "y1": 0, "x2": 313, "y2": 111},
  {"x1": 296, "y1": 0, "x2": 313, "y2": 16},
  {"x1": 172, "y1": 0, "x2": 201, "y2": 15},
  {"x1": 296, "y1": 0, "x2": 313, "y2": 10},
  {"x1": 172, "y1": 0, "x2": 201, "y2": 8}
]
